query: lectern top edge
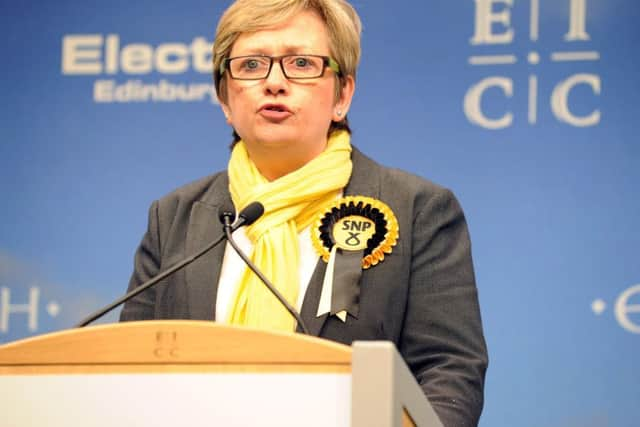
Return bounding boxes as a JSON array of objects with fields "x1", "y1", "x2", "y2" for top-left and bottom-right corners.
[{"x1": 0, "y1": 320, "x2": 352, "y2": 367}]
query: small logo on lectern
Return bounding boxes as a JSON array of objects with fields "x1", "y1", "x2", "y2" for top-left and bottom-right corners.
[{"x1": 154, "y1": 330, "x2": 180, "y2": 358}]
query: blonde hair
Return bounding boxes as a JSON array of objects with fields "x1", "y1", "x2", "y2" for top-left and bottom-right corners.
[{"x1": 212, "y1": 0, "x2": 362, "y2": 140}]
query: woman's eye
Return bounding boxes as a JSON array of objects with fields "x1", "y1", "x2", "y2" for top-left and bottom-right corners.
[
  {"x1": 245, "y1": 60, "x2": 259, "y2": 69},
  {"x1": 294, "y1": 57, "x2": 310, "y2": 67},
  {"x1": 238, "y1": 58, "x2": 267, "y2": 72}
]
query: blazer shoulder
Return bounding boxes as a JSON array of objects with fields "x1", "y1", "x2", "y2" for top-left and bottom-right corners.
[
  {"x1": 154, "y1": 171, "x2": 228, "y2": 215},
  {"x1": 352, "y1": 147, "x2": 456, "y2": 210},
  {"x1": 143, "y1": 171, "x2": 230, "y2": 245},
  {"x1": 384, "y1": 166, "x2": 448, "y2": 197}
]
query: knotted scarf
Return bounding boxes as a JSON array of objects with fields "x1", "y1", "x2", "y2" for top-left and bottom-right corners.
[{"x1": 226, "y1": 130, "x2": 352, "y2": 331}]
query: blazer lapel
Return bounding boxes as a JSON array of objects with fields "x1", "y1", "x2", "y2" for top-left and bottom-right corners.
[
  {"x1": 299, "y1": 146, "x2": 382, "y2": 337},
  {"x1": 185, "y1": 174, "x2": 233, "y2": 320},
  {"x1": 298, "y1": 260, "x2": 329, "y2": 335}
]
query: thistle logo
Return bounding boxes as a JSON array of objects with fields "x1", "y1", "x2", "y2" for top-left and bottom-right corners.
[
  {"x1": 464, "y1": 0, "x2": 601, "y2": 129},
  {"x1": 61, "y1": 34, "x2": 218, "y2": 104}
]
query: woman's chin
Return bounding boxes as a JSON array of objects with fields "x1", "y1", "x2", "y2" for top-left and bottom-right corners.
[{"x1": 247, "y1": 134, "x2": 298, "y2": 150}]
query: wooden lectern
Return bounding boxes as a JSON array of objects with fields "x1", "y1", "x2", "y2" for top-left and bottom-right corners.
[{"x1": 0, "y1": 321, "x2": 443, "y2": 427}]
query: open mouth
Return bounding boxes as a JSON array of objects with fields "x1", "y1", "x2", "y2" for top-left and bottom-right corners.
[{"x1": 262, "y1": 104, "x2": 288, "y2": 113}]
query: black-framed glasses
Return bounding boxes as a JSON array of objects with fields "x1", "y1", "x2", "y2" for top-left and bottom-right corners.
[{"x1": 220, "y1": 54, "x2": 341, "y2": 80}]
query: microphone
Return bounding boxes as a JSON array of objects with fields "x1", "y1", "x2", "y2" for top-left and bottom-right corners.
[
  {"x1": 221, "y1": 202, "x2": 310, "y2": 335},
  {"x1": 76, "y1": 202, "x2": 264, "y2": 327},
  {"x1": 219, "y1": 200, "x2": 264, "y2": 229}
]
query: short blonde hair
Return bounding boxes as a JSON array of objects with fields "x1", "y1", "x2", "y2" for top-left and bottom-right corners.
[{"x1": 213, "y1": 0, "x2": 362, "y2": 139}]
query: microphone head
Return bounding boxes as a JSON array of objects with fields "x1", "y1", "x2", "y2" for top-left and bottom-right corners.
[
  {"x1": 238, "y1": 201, "x2": 264, "y2": 226},
  {"x1": 219, "y1": 204, "x2": 236, "y2": 225}
]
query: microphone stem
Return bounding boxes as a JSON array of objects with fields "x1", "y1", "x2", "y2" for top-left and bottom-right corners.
[
  {"x1": 223, "y1": 224, "x2": 310, "y2": 335},
  {"x1": 76, "y1": 204, "x2": 263, "y2": 328},
  {"x1": 76, "y1": 234, "x2": 226, "y2": 327}
]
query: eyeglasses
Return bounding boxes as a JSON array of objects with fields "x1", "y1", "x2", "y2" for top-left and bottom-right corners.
[{"x1": 220, "y1": 54, "x2": 341, "y2": 80}]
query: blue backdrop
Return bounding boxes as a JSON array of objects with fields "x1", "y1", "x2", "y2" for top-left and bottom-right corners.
[{"x1": 1, "y1": 1, "x2": 638, "y2": 426}]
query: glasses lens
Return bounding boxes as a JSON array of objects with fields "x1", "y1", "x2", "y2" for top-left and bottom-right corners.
[
  {"x1": 229, "y1": 56, "x2": 271, "y2": 79},
  {"x1": 282, "y1": 55, "x2": 324, "y2": 78}
]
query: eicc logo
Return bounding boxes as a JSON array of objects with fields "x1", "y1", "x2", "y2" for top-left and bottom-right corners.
[
  {"x1": 61, "y1": 35, "x2": 219, "y2": 104},
  {"x1": 464, "y1": 0, "x2": 600, "y2": 129}
]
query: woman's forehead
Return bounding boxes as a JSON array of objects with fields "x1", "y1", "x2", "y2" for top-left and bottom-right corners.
[{"x1": 230, "y1": 10, "x2": 330, "y2": 55}]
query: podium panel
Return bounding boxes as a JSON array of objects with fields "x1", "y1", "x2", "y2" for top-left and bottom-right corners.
[
  {"x1": 1, "y1": 372, "x2": 351, "y2": 426},
  {"x1": 0, "y1": 321, "x2": 441, "y2": 427}
]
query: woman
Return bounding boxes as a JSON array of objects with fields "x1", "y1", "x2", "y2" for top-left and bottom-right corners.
[{"x1": 121, "y1": 0, "x2": 487, "y2": 425}]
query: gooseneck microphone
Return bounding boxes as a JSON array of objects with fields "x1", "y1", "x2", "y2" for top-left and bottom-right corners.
[
  {"x1": 76, "y1": 202, "x2": 264, "y2": 327},
  {"x1": 221, "y1": 204, "x2": 310, "y2": 335}
]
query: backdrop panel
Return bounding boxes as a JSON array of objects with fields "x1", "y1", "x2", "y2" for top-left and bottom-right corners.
[{"x1": 1, "y1": 1, "x2": 638, "y2": 426}]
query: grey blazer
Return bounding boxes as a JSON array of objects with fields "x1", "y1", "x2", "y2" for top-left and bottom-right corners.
[{"x1": 120, "y1": 147, "x2": 488, "y2": 427}]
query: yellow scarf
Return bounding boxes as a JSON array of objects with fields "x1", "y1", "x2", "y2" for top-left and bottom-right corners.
[{"x1": 226, "y1": 131, "x2": 353, "y2": 331}]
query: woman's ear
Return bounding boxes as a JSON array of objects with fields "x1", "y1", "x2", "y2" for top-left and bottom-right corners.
[
  {"x1": 332, "y1": 76, "x2": 355, "y2": 122},
  {"x1": 220, "y1": 102, "x2": 233, "y2": 124}
]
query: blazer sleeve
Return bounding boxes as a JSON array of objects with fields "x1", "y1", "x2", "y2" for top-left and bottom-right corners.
[
  {"x1": 119, "y1": 200, "x2": 162, "y2": 321},
  {"x1": 399, "y1": 188, "x2": 488, "y2": 427}
]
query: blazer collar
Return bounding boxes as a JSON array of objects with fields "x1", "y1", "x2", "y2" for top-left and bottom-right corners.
[{"x1": 344, "y1": 146, "x2": 382, "y2": 198}]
